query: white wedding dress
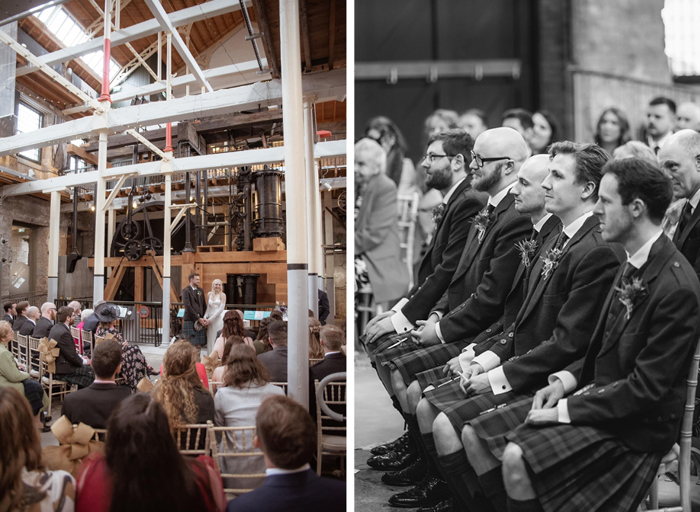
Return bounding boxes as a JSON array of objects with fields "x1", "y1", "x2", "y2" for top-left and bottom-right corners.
[{"x1": 205, "y1": 292, "x2": 226, "y2": 354}]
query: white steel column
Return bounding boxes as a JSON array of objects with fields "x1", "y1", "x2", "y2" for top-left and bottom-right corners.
[
  {"x1": 47, "y1": 191, "x2": 61, "y2": 303},
  {"x1": 93, "y1": 131, "x2": 108, "y2": 303},
  {"x1": 280, "y1": 0, "x2": 309, "y2": 409},
  {"x1": 106, "y1": 208, "x2": 116, "y2": 278},
  {"x1": 314, "y1": 161, "x2": 325, "y2": 297},
  {"x1": 303, "y1": 100, "x2": 318, "y2": 318},
  {"x1": 162, "y1": 173, "x2": 172, "y2": 345}
]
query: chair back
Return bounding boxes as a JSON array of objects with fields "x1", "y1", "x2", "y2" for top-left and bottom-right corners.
[
  {"x1": 81, "y1": 329, "x2": 93, "y2": 345},
  {"x1": 172, "y1": 421, "x2": 212, "y2": 457},
  {"x1": 16, "y1": 334, "x2": 28, "y2": 365},
  {"x1": 11, "y1": 330, "x2": 17, "y2": 343},
  {"x1": 94, "y1": 335, "x2": 105, "y2": 348},
  {"x1": 397, "y1": 192, "x2": 420, "y2": 289},
  {"x1": 315, "y1": 378, "x2": 347, "y2": 433},
  {"x1": 208, "y1": 424, "x2": 264, "y2": 495},
  {"x1": 209, "y1": 381, "x2": 225, "y2": 396},
  {"x1": 92, "y1": 429, "x2": 108, "y2": 442},
  {"x1": 27, "y1": 336, "x2": 42, "y2": 379},
  {"x1": 310, "y1": 358, "x2": 323, "y2": 366},
  {"x1": 271, "y1": 381, "x2": 288, "y2": 395},
  {"x1": 70, "y1": 326, "x2": 83, "y2": 355},
  {"x1": 70, "y1": 326, "x2": 80, "y2": 340}
]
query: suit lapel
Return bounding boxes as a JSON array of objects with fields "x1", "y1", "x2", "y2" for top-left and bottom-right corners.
[
  {"x1": 511, "y1": 215, "x2": 561, "y2": 296},
  {"x1": 676, "y1": 202, "x2": 700, "y2": 247}
]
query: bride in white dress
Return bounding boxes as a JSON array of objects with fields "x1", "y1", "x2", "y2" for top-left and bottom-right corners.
[{"x1": 205, "y1": 279, "x2": 226, "y2": 354}]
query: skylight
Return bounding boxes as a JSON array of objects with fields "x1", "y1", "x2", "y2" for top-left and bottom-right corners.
[{"x1": 35, "y1": 6, "x2": 121, "y2": 79}]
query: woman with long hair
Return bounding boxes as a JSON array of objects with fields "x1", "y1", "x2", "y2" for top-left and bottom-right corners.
[
  {"x1": 0, "y1": 387, "x2": 75, "y2": 512},
  {"x1": 204, "y1": 279, "x2": 226, "y2": 355},
  {"x1": 213, "y1": 310, "x2": 254, "y2": 357},
  {"x1": 211, "y1": 336, "x2": 245, "y2": 382},
  {"x1": 308, "y1": 317, "x2": 324, "y2": 360},
  {"x1": 365, "y1": 116, "x2": 416, "y2": 195},
  {"x1": 594, "y1": 107, "x2": 631, "y2": 155},
  {"x1": 530, "y1": 110, "x2": 561, "y2": 154},
  {"x1": 76, "y1": 394, "x2": 225, "y2": 512},
  {"x1": 253, "y1": 317, "x2": 274, "y2": 355}
]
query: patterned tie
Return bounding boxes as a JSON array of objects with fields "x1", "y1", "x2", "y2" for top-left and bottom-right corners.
[
  {"x1": 530, "y1": 228, "x2": 538, "y2": 242},
  {"x1": 621, "y1": 261, "x2": 637, "y2": 286},
  {"x1": 677, "y1": 200, "x2": 693, "y2": 237},
  {"x1": 554, "y1": 231, "x2": 569, "y2": 251}
]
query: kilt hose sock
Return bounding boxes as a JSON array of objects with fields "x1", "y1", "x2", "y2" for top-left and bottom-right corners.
[
  {"x1": 438, "y1": 448, "x2": 499, "y2": 512},
  {"x1": 506, "y1": 497, "x2": 542, "y2": 512},
  {"x1": 478, "y1": 466, "x2": 507, "y2": 512}
]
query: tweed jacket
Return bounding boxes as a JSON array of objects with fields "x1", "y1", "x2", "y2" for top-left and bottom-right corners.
[
  {"x1": 673, "y1": 201, "x2": 700, "y2": 283},
  {"x1": 182, "y1": 285, "x2": 207, "y2": 322},
  {"x1": 49, "y1": 322, "x2": 84, "y2": 375},
  {"x1": 33, "y1": 317, "x2": 54, "y2": 339}
]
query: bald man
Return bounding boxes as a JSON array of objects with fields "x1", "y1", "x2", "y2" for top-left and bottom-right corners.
[
  {"x1": 33, "y1": 302, "x2": 56, "y2": 338},
  {"x1": 676, "y1": 102, "x2": 700, "y2": 132},
  {"x1": 19, "y1": 306, "x2": 40, "y2": 336}
]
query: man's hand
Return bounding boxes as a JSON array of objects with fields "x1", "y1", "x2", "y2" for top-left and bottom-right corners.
[
  {"x1": 365, "y1": 310, "x2": 394, "y2": 331},
  {"x1": 365, "y1": 315, "x2": 396, "y2": 345},
  {"x1": 531, "y1": 380, "x2": 565, "y2": 410},
  {"x1": 411, "y1": 320, "x2": 441, "y2": 347},
  {"x1": 525, "y1": 408, "x2": 558, "y2": 426},
  {"x1": 468, "y1": 363, "x2": 484, "y2": 379},
  {"x1": 198, "y1": 317, "x2": 208, "y2": 327},
  {"x1": 460, "y1": 372, "x2": 489, "y2": 396},
  {"x1": 444, "y1": 356, "x2": 461, "y2": 375}
]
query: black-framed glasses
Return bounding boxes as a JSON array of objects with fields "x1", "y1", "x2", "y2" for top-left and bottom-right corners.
[
  {"x1": 470, "y1": 150, "x2": 511, "y2": 169},
  {"x1": 423, "y1": 153, "x2": 456, "y2": 164}
]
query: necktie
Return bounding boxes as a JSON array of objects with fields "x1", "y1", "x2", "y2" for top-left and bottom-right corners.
[
  {"x1": 678, "y1": 200, "x2": 693, "y2": 236},
  {"x1": 621, "y1": 261, "x2": 637, "y2": 286},
  {"x1": 654, "y1": 146, "x2": 660, "y2": 156},
  {"x1": 530, "y1": 227, "x2": 538, "y2": 241},
  {"x1": 555, "y1": 231, "x2": 569, "y2": 251},
  {"x1": 485, "y1": 203, "x2": 496, "y2": 218}
]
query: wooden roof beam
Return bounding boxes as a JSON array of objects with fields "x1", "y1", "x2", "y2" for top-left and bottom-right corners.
[
  {"x1": 299, "y1": 0, "x2": 312, "y2": 72},
  {"x1": 250, "y1": 0, "x2": 279, "y2": 79}
]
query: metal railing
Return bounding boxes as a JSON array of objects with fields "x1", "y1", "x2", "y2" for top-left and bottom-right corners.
[{"x1": 2, "y1": 291, "x2": 48, "y2": 307}]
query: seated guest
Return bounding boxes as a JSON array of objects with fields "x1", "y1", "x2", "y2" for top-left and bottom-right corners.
[
  {"x1": 0, "y1": 320, "x2": 48, "y2": 417},
  {"x1": 33, "y1": 301, "x2": 56, "y2": 338},
  {"x1": 215, "y1": 344, "x2": 285, "y2": 491},
  {"x1": 212, "y1": 336, "x2": 246, "y2": 382},
  {"x1": 309, "y1": 325, "x2": 347, "y2": 425},
  {"x1": 269, "y1": 310, "x2": 284, "y2": 322},
  {"x1": 50, "y1": 306, "x2": 94, "y2": 389},
  {"x1": 61, "y1": 340, "x2": 131, "y2": 429},
  {"x1": 160, "y1": 337, "x2": 210, "y2": 388},
  {"x1": 257, "y1": 321, "x2": 288, "y2": 382},
  {"x1": 67, "y1": 301, "x2": 82, "y2": 320},
  {"x1": 0, "y1": 387, "x2": 75, "y2": 511},
  {"x1": 154, "y1": 341, "x2": 215, "y2": 427},
  {"x1": 253, "y1": 317, "x2": 274, "y2": 355},
  {"x1": 3, "y1": 302, "x2": 15, "y2": 325},
  {"x1": 226, "y1": 395, "x2": 346, "y2": 512},
  {"x1": 308, "y1": 317, "x2": 324, "y2": 360},
  {"x1": 75, "y1": 308, "x2": 93, "y2": 352},
  {"x1": 94, "y1": 302, "x2": 154, "y2": 390},
  {"x1": 213, "y1": 310, "x2": 255, "y2": 357},
  {"x1": 18, "y1": 305, "x2": 40, "y2": 336},
  {"x1": 76, "y1": 393, "x2": 226, "y2": 512},
  {"x1": 82, "y1": 300, "x2": 103, "y2": 335},
  {"x1": 12, "y1": 300, "x2": 29, "y2": 332}
]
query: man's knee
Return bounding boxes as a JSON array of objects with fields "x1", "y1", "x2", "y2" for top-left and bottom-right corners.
[
  {"x1": 433, "y1": 412, "x2": 456, "y2": 439},
  {"x1": 391, "y1": 368, "x2": 407, "y2": 391},
  {"x1": 407, "y1": 381, "x2": 423, "y2": 406},
  {"x1": 461, "y1": 425, "x2": 480, "y2": 451},
  {"x1": 502, "y1": 442, "x2": 526, "y2": 484}
]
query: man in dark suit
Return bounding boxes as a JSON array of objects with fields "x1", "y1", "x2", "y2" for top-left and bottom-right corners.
[
  {"x1": 317, "y1": 289, "x2": 330, "y2": 325},
  {"x1": 62, "y1": 339, "x2": 130, "y2": 428},
  {"x1": 309, "y1": 325, "x2": 346, "y2": 415},
  {"x1": 463, "y1": 158, "x2": 700, "y2": 512},
  {"x1": 49, "y1": 306, "x2": 94, "y2": 389},
  {"x1": 33, "y1": 302, "x2": 56, "y2": 339},
  {"x1": 644, "y1": 96, "x2": 676, "y2": 154},
  {"x1": 18, "y1": 306, "x2": 40, "y2": 336},
  {"x1": 11, "y1": 301, "x2": 29, "y2": 333},
  {"x1": 182, "y1": 272, "x2": 207, "y2": 347},
  {"x1": 2, "y1": 303, "x2": 15, "y2": 325},
  {"x1": 227, "y1": 395, "x2": 345, "y2": 512},
  {"x1": 257, "y1": 321, "x2": 288, "y2": 382}
]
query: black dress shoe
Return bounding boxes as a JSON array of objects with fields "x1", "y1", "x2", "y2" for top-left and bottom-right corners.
[
  {"x1": 388, "y1": 476, "x2": 452, "y2": 508},
  {"x1": 418, "y1": 498, "x2": 454, "y2": 512},
  {"x1": 371, "y1": 432, "x2": 411, "y2": 455},
  {"x1": 382, "y1": 456, "x2": 427, "y2": 486},
  {"x1": 367, "y1": 444, "x2": 418, "y2": 471}
]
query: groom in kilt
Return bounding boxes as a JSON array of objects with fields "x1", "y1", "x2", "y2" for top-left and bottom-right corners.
[{"x1": 182, "y1": 272, "x2": 208, "y2": 347}]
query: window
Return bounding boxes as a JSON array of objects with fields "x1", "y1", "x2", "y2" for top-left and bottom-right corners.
[
  {"x1": 17, "y1": 103, "x2": 42, "y2": 161},
  {"x1": 662, "y1": 0, "x2": 700, "y2": 76}
]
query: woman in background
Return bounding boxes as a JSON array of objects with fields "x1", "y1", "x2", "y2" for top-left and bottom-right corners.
[
  {"x1": 204, "y1": 279, "x2": 226, "y2": 355},
  {"x1": 594, "y1": 107, "x2": 631, "y2": 155},
  {"x1": 529, "y1": 110, "x2": 560, "y2": 154},
  {"x1": 365, "y1": 116, "x2": 417, "y2": 196},
  {"x1": 213, "y1": 310, "x2": 254, "y2": 358}
]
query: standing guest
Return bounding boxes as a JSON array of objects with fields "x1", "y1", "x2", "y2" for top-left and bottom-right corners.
[
  {"x1": 205, "y1": 279, "x2": 226, "y2": 355},
  {"x1": 676, "y1": 102, "x2": 700, "y2": 132},
  {"x1": 501, "y1": 108, "x2": 534, "y2": 147},
  {"x1": 308, "y1": 317, "x2": 324, "y2": 360},
  {"x1": 76, "y1": 393, "x2": 226, "y2": 512},
  {"x1": 0, "y1": 387, "x2": 75, "y2": 511},
  {"x1": 215, "y1": 345, "x2": 285, "y2": 492},
  {"x1": 365, "y1": 116, "x2": 417, "y2": 194},
  {"x1": 645, "y1": 96, "x2": 676, "y2": 154},
  {"x1": 458, "y1": 109, "x2": 489, "y2": 141},
  {"x1": 257, "y1": 321, "x2": 289, "y2": 383},
  {"x1": 226, "y1": 395, "x2": 346, "y2": 512},
  {"x1": 355, "y1": 138, "x2": 410, "y2": 310},
  {"x1": 318, "y1": 288, "x2": 330, "y2": 325},
  {"x1": 12, "y1": 301, "x2": 29, "y2": 332},
  {"x1": 182, "y1": 272, "x2": 208, "y2": 347},
  {"x1": 34, "y1": 301, "x2": 57, "y2": 338},
  {"x1": 214, "y1": 310, "x2": 254, "y2": 357},
  {"x1": 61, "y1": 340, "x2": 130, "y2": 429},
  {"x1": 94, "y1": 302, "x2": 154, "y2": 391},
  {"x1": 3, "y1": 302, "x2": 16, "y2": 325},
  {"x1": 594, "y1": 107, "x2": 631, "y2": 155},
  {"x1": 50, "y1": 306, "x2": 94, "y2": 389},
  {"x1": 212, "y1": 336, "x2": 246, "y2": 382},
  {"x1": 529, "y1": 110, "x2": 560, "y2": 155},
  {"x1": 19, "y1": 305, "x2": 40, "y2": 336}
]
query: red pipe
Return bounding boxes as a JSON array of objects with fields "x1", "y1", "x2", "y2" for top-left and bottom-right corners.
[
  {"x1": 165, "y1": 122, "x2": 173, "y2": 153},
  {"x1": 98, "y1": 38, "x2": 111, "y2": 103}
]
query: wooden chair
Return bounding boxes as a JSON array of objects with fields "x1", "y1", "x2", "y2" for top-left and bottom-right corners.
[
  {"x1": 646, "y1": 336, "x2": 700, "y2": 511},
  {"x1": 314, "y1": 375, "x2": 347, "y2": 476},
  {"x1": 94, "y1": 335, "x2": 105, "y2": 348},
  {"x1": 70, "y1": 326, "x2": 82, "y2": 355},
  {"x1": 27, "y1": 337, "x2": 42, "y2": 380},
  {"x1": 81, "y1": 329, "x2": 93, "y2": 352},
  {"x1": 172, "y1": 421, "x2": 212, "y2": 457},
  {"x1": 16, "y1": 334, "x2": 28, "y2": 367},
  {"x1": 397, "y1": 191, "x2": 420, "y2": 289},
  {"x1": 271, "y1": 382, "x2": 288, "y2": 395},
  {"x1": 92, "y1": 428, "x2": 108, "y2": 442},
  {"x1": 39, "y1": 352, "x2": 76, "y2": 418},
  {"x1": 209, "y1": 381, "x2": 225, "y2": 396},
  {"x1": 10, "y1": 330, "x2": 20, "y2": 361},
  {"x1": 208, "y1": 424, "x2": 265, "y2": 497}
]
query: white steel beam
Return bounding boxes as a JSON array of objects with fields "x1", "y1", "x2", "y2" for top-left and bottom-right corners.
[
  {"x1": 125, "y1": 129, "x2": 167, "y2": 159},
  {"x1": 0, "y1": 70, "x2": 344, "y2": 156}
]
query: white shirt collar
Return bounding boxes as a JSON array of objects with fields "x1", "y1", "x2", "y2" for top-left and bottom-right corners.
[
  {"x1": 324, "y1": 351, "x2": 342, "y2": 357},
  {"x1": 562, "y1": 210, "x2": 594, "y2": 244},
  {"x1": 533, "y1": 213, "x2": 553, "y2": 233},
  {"x1": 648, "y1": 131, "x2": 673, "y2": 151},
  {"x1": 687, "y1": 187, "x2": 700, "y2": 211},
  {"x1": 266, "y1": 464, "x2": 311, "y2": 476},
  {"x1": 627, "y1": 229, "x2": 664, "y2": 269},
  {"x1": 488, "y1": 182, "x2": 516, "y2": 208},
  {"x1": 442, "y1": 177, "x2": 466, "y2": 205},
  {"x1": 27, "y1": 319, "x2": 36, "y2": 325},
  {"x1": 191, "y1": 285, "x2": 197, "y2": 290},
  {"x1": 93, "y1": 379, "x2": 117, "y2": 385}
]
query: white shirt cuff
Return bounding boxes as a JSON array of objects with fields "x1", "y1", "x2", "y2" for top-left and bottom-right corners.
[
  {"x1": 557, "y1": 398, "x2": 571, "y2": 423},
  {"x1": 472, "y1": 351, "x2": 501, "y2": 373},
  {"x1": 488, "y1": 366, "x2": 512, "y2": 395},
  {"x1": 435, "y1": 321, "x2": 446, "y2": 343},
  {"x1": 392, "y1": 298, "x2": 409, "y2": 312},
  {"x1": 431, "y1": 310, "x2": 444, "y2": 321},
  {"x1": 549, "y1": 371, "x2": 578, "y2": 394},
  {"x1": 390, "y1": 310, "x2": 414, "y2": 334},
  {"x1": 458, "y1": 348, "x2": 475, "y2": 373}
]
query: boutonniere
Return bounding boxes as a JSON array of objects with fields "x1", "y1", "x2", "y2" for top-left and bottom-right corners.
[
  {"x1": 432, "y1": 203, "x2": 446, "y2": 225},
  {"x1": 615, "y1": 277, "x2": 646, "y2": 320},
  {"x1": 515, "y1": 238, "x2": 538, "y2": 268},
  {"x1": 470, "y1": 207, "x2": 492, "y2": 243},
  {"x1": 540, "y1": 246, "x2": 564, "y2": 279}
]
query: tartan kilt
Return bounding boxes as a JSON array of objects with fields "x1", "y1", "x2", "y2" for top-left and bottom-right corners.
[
  {"x1": 416, "y1": 366, "x2": 452, "y2": 390},
  {"x1": 183, "y1": 321, "x2": 207, "y2": 346},
  {"x1": 22, "y1": 378, "x2": 48, "y2": 415},
  {"x1": 373, "y1": 334, "x2": 423, "y2": 367},
  {"x1": 389, "y1": 341, "x2": 470, "y2": 387},
  {"x1": 469, "y1": 395, "x2": 535, "y2": 458},
  {"x1": 54, "y1": 365, "x2": 95, "y2": 389},
  {"x1": 505, "y1": 422, "x2": 663, "y2": 512}
]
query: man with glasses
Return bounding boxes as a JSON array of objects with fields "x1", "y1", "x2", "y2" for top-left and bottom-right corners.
[{"x1": 33, "y1": 302, "x2": 57, "y2": 338}]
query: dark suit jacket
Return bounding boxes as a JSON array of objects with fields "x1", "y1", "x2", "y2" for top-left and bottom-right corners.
[
  {"x1": 258, "y1": 346, "x2": 288, "y2": 382},
  {"x1": 12, "y1": 315, "x2": 26, "y2": 333},
  {"x1": 355, "y1": 173, "x2": 409, "y2": 303},
  {"x1": 673, "y1": 202, "x2": 700, "y2": 283},
  {"x1": 309, "y1": 353, "x2": 346, "y2": 415},
  {"x1": 565, "y1": 234, "x2": 700, "y2": 453},
  {"x1": 401, "y1": 178, "x2": 487, "y2": 324},
  {"x1": 33, "y1": 317, "x2": 54, "y2": 339},
  {"x1": 19, "y1": 319, "x2": 36, "y2": 336},
  {"x1": 2, "y1": 314, "x2": 12, "y2": 326},
  {"x1": 436, "y1": 192, "x2": 532, "y2": 343},
  {"x1": 182, "y1": 286, "x2": 206, "y2": 322},
  {"x1": 482, "y1": 215, "x2": 624, "y2": 392},
  {"x1": 49, "y1": 322, "x2": 84, "y2": 375},
  {"x1": 227, "y1": 469, "x2": 346, "y2": 512},
  {"x1": 318, "y1": 290, "x2": 330, "y2": 324},
  {"x1": 61, "y1": 382, "x2": 131, "y2": 428}
]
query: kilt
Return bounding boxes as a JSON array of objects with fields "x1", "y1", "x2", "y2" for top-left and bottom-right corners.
[
  {"x1": 416, "y1": 366, "x2": 452, "y2": 390},
  {"x1": 54, "y1": 365, "x2": 95, "y2": 389},
  {"x1": 388, "y1": 341, "x2": 470, "y2": 387},
  {"x1": 372, "y1": 333, "x2": 424, "y2": 366},
  {"x1": 183, "y1": 321, "x2": 207, "y2": 346},
  {"x1": 506, "y1": 422, "x2": 662, "y2": 512},
  {"x1": 22, "y1": 378, "x2": 48, "y2": 415},
  {"x1": 469, "y1": 395, "x2": 535, "y2": 458}
]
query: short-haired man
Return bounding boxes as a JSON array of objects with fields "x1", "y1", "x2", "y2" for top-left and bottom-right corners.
[
  {"x1": 676, "y1": 102, "x2": 700, "y2": 132},
  {"x1": 464, "y1": 157, "x2": 700, "y2": 512},
  {"x1": 227, "y1": 395, "x2": 345, "y2": 512},
  {"x1": 49, "y1": 306, "x2": 94, "y2": 389},
  {"x1": 61, "y1": 339, "x2": 130, "y2": 428},
  {"x1": 182, "y1": 272, "x2": 207, "y2": 347},
  {"x1": 258, "y1": 320, "x2": 288, "y2": 382},
  {"x1": 18, "y1": 306, "x2": 40, "y2": 336},
  {"x1": 646, "y1": 96, "x2": 676, "y2": 154},
  {"x1": 459, "y1": 109, "x2": 489, "y2": 140},
  {"x1": 3, "y1": 303, "x2": 15, "y2": 326},
  {"x1": 12, "y1": 301, "x2": 29, "y2": 333},
  {"x1": 33, "y1": 302, "x2": 56, "y2": 339},
  {"x1": 309, "y1": 325, "x2": 347, "y2": 423}
]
